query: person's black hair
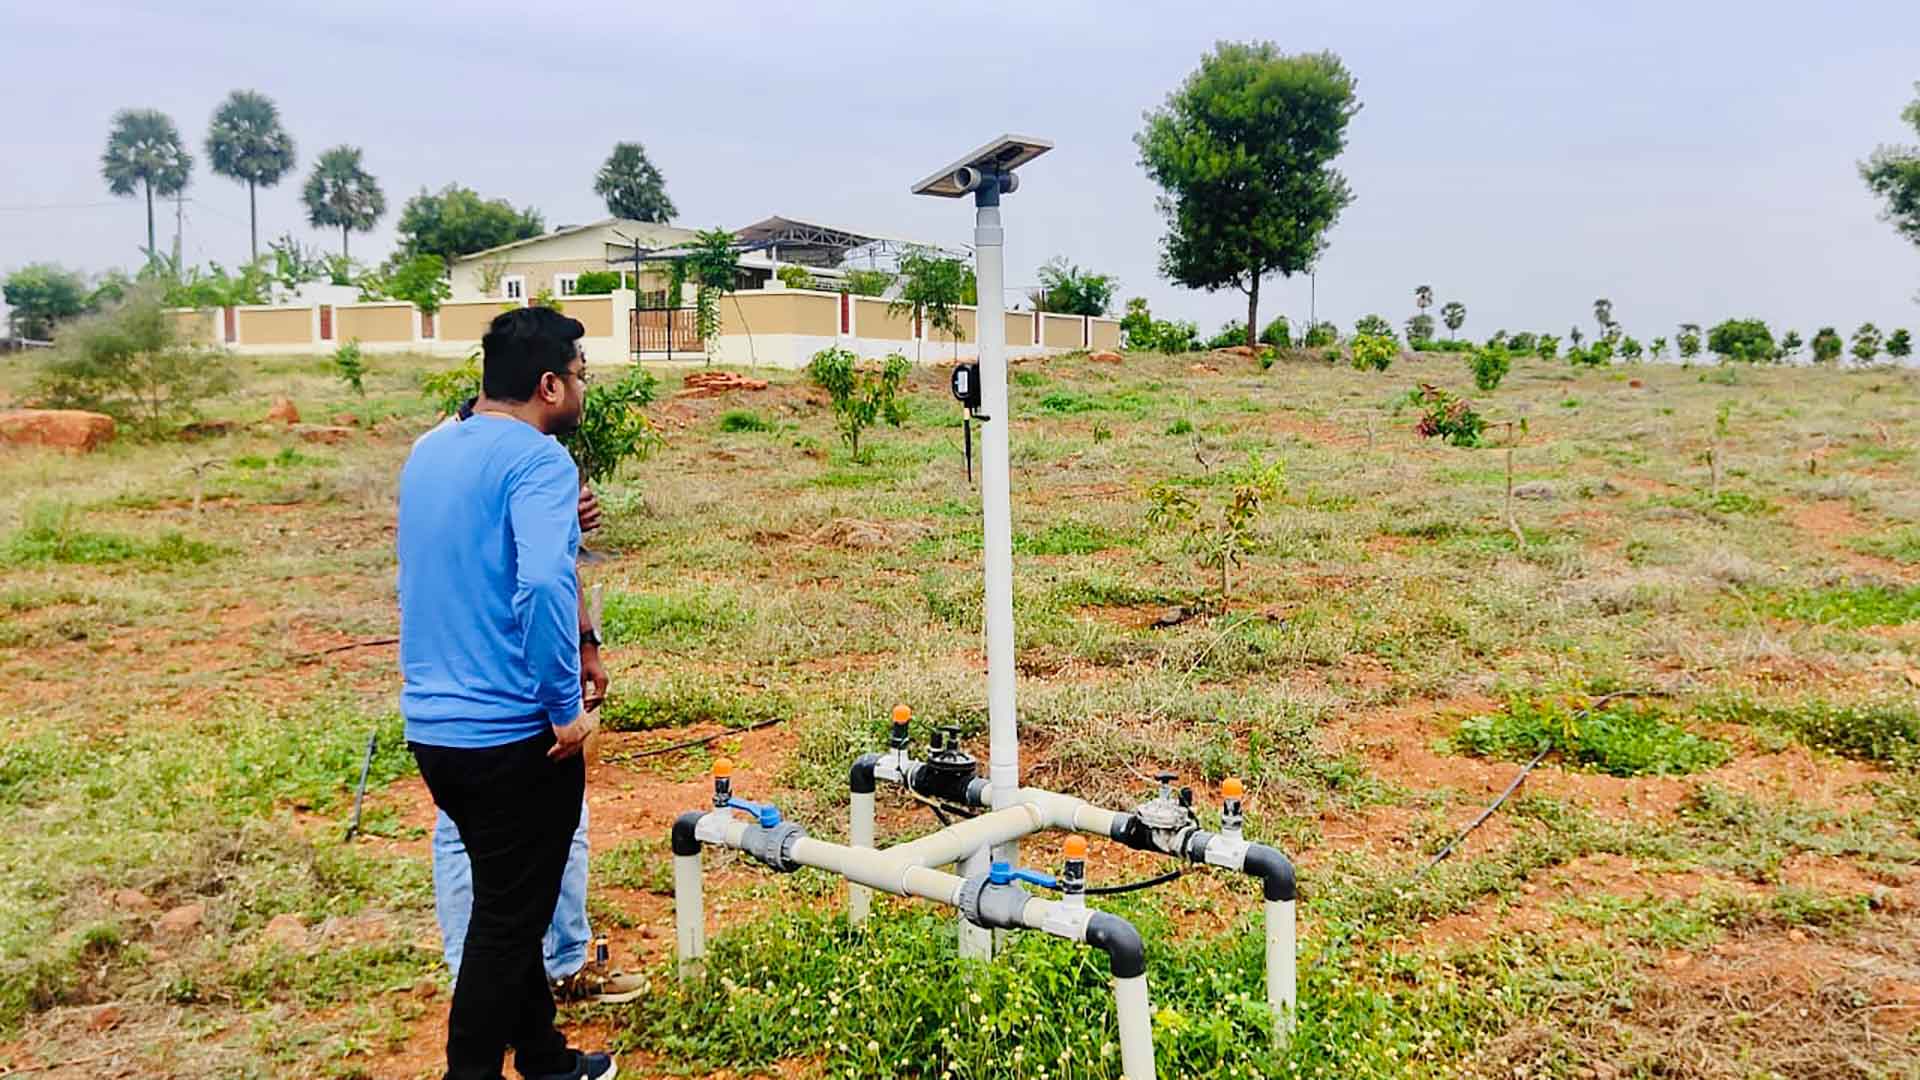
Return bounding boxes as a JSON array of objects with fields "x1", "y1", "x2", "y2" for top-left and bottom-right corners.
[{"x1": 480, "y1": 307, "x2": 585, "y2": 403}]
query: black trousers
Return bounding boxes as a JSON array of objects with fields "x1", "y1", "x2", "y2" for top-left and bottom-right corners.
[{"x1": 413, "y1": 731, "x2": 585, "y2": 1080}]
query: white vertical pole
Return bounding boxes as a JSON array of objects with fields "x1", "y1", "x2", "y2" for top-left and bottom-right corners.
[
  {"x1": 848, "y1": 790, "x2": 875, "y2": 927},
  {"x1": 1267, "y1": 898, "x2": 1297, "y2": 1038},
  {"x1": 673, "y1": 852, "x2": 706, "y2": 976},
  {"x1": 1113, "y1": 974, "x2": 1156, "y2": 1080},
  {"x1": 973, "y1": 189, "x2": 1018, "y2": 959}
]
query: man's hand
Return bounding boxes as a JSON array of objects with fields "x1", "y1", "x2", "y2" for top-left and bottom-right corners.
[
  {"x1": 577, "y1": 485, "x2": 602, "y2": 534},
  {"x1": 581, "y1": 641, "x2": 610, "y2": 711},
  {"x1": 549, "y1": 710, "x2": 600, "y2": 761}
]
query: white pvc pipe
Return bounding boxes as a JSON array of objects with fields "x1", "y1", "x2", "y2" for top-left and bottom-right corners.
[
  {"x1": 1113, "y1": 974, "x2": 1156, "y2": 1080},
  {"x1": 672, "y1": 852, "x2": 705, "y2": 976},
  {"x1": 1013, "y1": 786, "x2": 1123, "y2": 837},
  {"x1": 848, "y1": 790, "x2": 875, "y2": 927},
  {"x1": 884, "y1": 804, "x2": 1042, "y2": 869},
  {"x1": 1268, "y1": 898, "x2": 1296, "y2": 1039},
  {"x1": 975, "y1": 199, "x2": 1018, "y2": 833}
]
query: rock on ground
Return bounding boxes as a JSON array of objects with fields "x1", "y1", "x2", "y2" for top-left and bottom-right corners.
[
  {"x1": 0, "y1": 409, "x2": 116, "y2": 453},
  {"x1": 1089, "y1": 350, "x2": 1124, "y2": 364},
  {"x1": 264, "y1": 397, "x2": 300, "y2": 424}
]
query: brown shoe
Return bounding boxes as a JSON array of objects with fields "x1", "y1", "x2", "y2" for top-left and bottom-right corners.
[{"x1": 551, "y1": 968, "x2": 645, "y2": 1005}]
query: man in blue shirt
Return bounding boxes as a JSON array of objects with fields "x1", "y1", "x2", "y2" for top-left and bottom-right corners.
[{"x1": 399, "y1": 306, "x2": 615, "y2": 1080}]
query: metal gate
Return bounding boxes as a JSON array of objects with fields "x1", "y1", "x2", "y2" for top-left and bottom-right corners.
[{"x1": 630, "y1": 306, "x2": 702, "y2": 357}]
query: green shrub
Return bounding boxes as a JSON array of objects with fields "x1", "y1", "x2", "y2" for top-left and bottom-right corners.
[
  {"x1": 775, "y1": 265, "x2": 815, "y2": 291},
  {"x1": 1810, "y1": 326, "x2": 1843, "y2": 364},
  {"x1": 332, "y1": 338, "x2": 366, "y2": 396},
  {"x1": 840, "y1": 269, "x2": 894, "y2": 297},
  {"x1": 1119, "y1": 298, "x2": 1200, "y2": 353},
  {"x1": 1409, "y1": 384, "x2": 1485, "y2": 447},
  {"x1": 807, "y1": 347, "x2": 909, "y2": 463},
  {"x1": 1467, "y1": 343, "x2": 1510, "y2": 391},
  {"x1": 1349, "y1": 333, "x2": 1396, "y2": 372},
  {"x1": 573, "y1": 270, "x2": 626, "y2": 295},
  {"x1": 564, "y1": 366, "x2": 662, "y2": 485},
  {"x1": 1203, "y1": 321, "x2": 1247, "y2": 350},
  {"x1": 419, "y1": 355, "x2": 480, "y2": 417},
  {"x1": 1352, "y1": 313, "x2": 1394, "y2": 339},
  {"x1": 718, "y1": 410, "x2": 775, "y2": 433},
  {"x1": 1411, "y1": 338, "x2": 1474, "y2": 353},
  {"x1": 1535, "y1": 334, "x2": 1559, "y2": 360},
  {"x1": 1302, "y1": 321, "x2": 1338, "y2": 348},
  {"x1": 30, "y1": 286, "x2": 234, "y2": 434},
  {"x1": 1258, "y1": 315, "x2": 1291, "y2": 348},
  {"x1": 1452, "y1": 697, "x2": 1730, "y2": 777},
  {"x1": 1707, "y1": 318, "x2": 1775, "y2": 363}
]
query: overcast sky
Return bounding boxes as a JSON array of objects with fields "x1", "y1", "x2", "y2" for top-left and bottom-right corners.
[{"x1": 3, "y1": 0, "x2": 1916, "y2": 341}]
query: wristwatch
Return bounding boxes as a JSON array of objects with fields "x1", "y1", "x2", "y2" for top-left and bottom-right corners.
[{"x1": 580, "y1": 629, "x2": 601, "y2": 648}]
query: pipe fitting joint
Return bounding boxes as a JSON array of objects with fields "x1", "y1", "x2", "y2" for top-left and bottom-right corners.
[
  {"x1": 957, "y1": 876, "x2": 1029, "y2": 930},
  {"x1": 1085, "y1": 911, "x2": 1146, "y2": 979},
  {"x1": 849, "y1": 754, "x2": 880, "y2": 796},
  {"x1": 671, "y1": 811, "x2": 706, "y2": 857},
  {"x1": 739, "y1": 819, "x2": 808, "y2": 873},
  {"x1": 1244, "y1": 843, "x2": 1296, "y2": 903}
]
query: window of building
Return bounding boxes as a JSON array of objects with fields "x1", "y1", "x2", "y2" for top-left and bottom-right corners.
[
  {"x1": 555, "y1": 273, "x2": 579, "y2": 297},
  {"x1": 503, "y1": 275, "x2": 525, "y2": 300}
]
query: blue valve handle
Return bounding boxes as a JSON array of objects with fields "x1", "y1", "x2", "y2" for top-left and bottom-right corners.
[
  {"x1": 726, "y1": 796, "x2": 783, "y2": 828},
  {"x1": 988, "y1": 861, "x2": 1059, "y2": 889}
]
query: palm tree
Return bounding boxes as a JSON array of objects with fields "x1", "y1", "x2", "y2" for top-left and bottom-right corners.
[
  {"x1": 302, "y1": 146, "x2": 386, "y2": 260},
  {"x1": 594, "y1": 141, "x2": 676, "y2": 223},
  {"x1": 101, "y1": 109, "x2": 192, "y2": 260},
  {"x1": 1441, "y1": 300, "x2": 1466, "y2": 340},
  {"x1": 1415, "y1": 284, "x2": 1433, "y2": 312},
  {"x1": 1592, "y1": 297, "x2": 1614, "y2": 332},
  {"x1": 206, "y1": 89, "x2": 297, "y2": 262}
]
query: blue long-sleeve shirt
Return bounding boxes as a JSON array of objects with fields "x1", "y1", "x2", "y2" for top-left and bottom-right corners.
[{"x1": 397, "y1": 412, "x2": 582, "y2": 748}]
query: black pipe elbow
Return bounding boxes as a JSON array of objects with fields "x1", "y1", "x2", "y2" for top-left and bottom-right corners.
[
  {"x1": 671, "y1": 811, "x2": 706, "y2": 857},
  {"x1": 1085, "y1": 911, "x2": 1146, "y2": 980},
  {"x1": 1244, "y1": 844, "x2": 1296, "y2": 903},
  {"x1": 849, "y1": 754, "x2": 880, "y2": 795}
]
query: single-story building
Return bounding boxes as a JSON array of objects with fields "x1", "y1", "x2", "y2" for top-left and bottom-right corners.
[{"x1": 446, "y1": 215, "x2": 944, "y2": 303}]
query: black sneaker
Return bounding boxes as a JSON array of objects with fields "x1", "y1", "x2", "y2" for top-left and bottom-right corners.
[{"x1": 528, "y1": 1051, "x2": 617, "y2": 1080}]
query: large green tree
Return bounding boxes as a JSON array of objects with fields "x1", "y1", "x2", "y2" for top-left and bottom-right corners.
[
  {"x1": 205, "y1": 90, "x2": 297, "y2": 263},
  {"x1": 395, "y1": 184, "x2": 544, "y2": 262},
  {"x1": 1033, "y1": 257, "x2": 1117, "y2": 316},
  {"x1": 302, "y1": 146, "x2": 386, "y2": 260},
  {"x1": 594, "y1": 141, "x2": 676, "y2": 223},
  {"x1": 3, "y1": 265, "x2": 89, "y2": 340},
  {"x1": 101, "y1": 109, "x2": 192, "y2": 260},
  {"x1": 1136, "y1": 43, "x2": 1360, "y2": 348},
  {"x1": 1860, "y1": 82, "x2": 1920, "y2": 250}
]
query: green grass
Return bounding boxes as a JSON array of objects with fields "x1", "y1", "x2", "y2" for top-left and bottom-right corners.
[
  {"x1": 1770, "y1": 582, "x2": 1920, "y2": 627},
  {"x1": 599, "y1": 679, "x2": 792, "y2": 733},
  {"x1": 600, "y1": 589, "x2": 745, "y2": 649},
  {"x1": 622, "y1": 902, "x2": 1547, "y2": 1080},
  {"x1": 1013, "y1": 521, "x2": 1125, "y2": 556},
  {"x1": 1701, "y1": 695, "x2": 1920, "y2": 767},
  {"x1": 0, "y1": 504, "x2": 219, "y2": 567},
  {"x1": 1848, "y1": 526, "x2": 1920, "y2": 565},
  {"x1": 718, "y1": 410, "x2": 777, "y2": 433},
  {"x1": 1451, "y1": 697, "x2": 1731, "y2": 777},
  {"x1": 592, "y1": 839, "x2": 673, "y2": 894}
]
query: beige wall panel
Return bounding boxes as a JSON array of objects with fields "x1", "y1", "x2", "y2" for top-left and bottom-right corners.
[
  {"x1": 238, "y1": 307, "x2": 313, "y2": 346},
  {"x1": 336, "y1": 305, "x2": 413, "y2": 343}
]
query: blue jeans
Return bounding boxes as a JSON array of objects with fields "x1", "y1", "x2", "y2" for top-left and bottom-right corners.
[{"x1": 434, "y1": 802, "x2": 591, "y2": 981}]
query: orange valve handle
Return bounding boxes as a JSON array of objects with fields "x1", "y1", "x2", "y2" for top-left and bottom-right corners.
[
  {"x1": 1063, "y1": 835, "x2": 1089, "y2": 859},
  {"x1": 1221, "y1": 777, "x2": 1245, "y2": 799},
  {"x1": 712, "y1": 758, "x2": 735, "y2": 779},
  {"x1": 891, "y1": 704, "x2": 913, "y2": 724}
]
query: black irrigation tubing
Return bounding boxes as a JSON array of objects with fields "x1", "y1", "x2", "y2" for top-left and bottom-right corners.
[
  {"x1": 1410, "y1": 689, "x2": 1661, "y2": 881},
  {"x1": 604, "y1": 716, "x2": 786, "y2": 763}
]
